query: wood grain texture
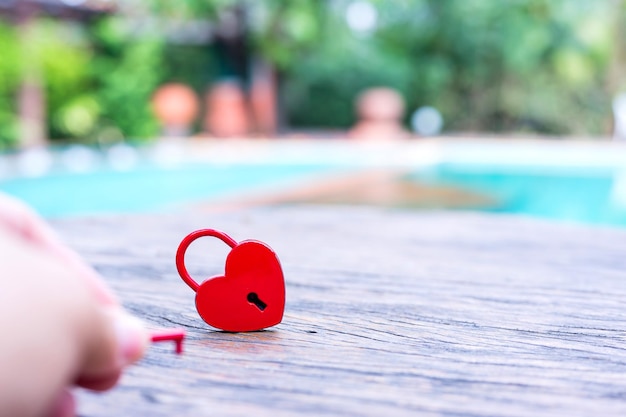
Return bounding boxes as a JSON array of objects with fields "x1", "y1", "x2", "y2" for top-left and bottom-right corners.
[{"x1": 51, "y1": 206, "x2": 626, "y2": 417}]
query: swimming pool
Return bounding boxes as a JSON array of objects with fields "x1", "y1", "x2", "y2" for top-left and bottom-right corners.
[
  {"x1": 410, "y1": 163, "x2": 626, "y2": 227},
  {"x1": 0, "y1": 162, "x2": 335, "y2": 217},
  {"x1": 0, "y1": 142, "x2": 345, "y2": 217},
  {"x1": 2, "y1": 139, "x2": 626, "y2": 227}
]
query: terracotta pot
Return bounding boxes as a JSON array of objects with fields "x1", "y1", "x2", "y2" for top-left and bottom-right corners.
[
  {"x1": 348, "y1": 87, "x2": 410, "y2": 140},
  {"x1": 152, "y1": 83, "x2": 199, "y2": 136},
  {"x1": 203, "y1": 81, "x2": 251, "y2": 138}
]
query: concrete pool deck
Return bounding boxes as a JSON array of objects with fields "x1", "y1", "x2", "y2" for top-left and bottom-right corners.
[
  {"x1": 178, "y1": 136, "x2": 626, "y2": 170},
  {"x1": 5, "y1": 136, "x2": 626, "y2": 178},
  {"x1": 52, "y1": 205, "x2": 626, "y2": 417}
]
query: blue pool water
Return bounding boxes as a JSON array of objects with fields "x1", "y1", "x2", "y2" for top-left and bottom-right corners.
[
  {"x1": 3, "y1": 156, "x2": 626, "y2": 227},
  {"x1": 411, "y1": 164, "x2": 626, "y2": 227},
  {"x1": 0, "y1": 163, "x2": 333, "y2": 217}
]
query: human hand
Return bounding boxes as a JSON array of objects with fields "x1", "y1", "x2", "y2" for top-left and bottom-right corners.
[{"x1": 0, "y1": 193, "x2": 148, "y2": 417}]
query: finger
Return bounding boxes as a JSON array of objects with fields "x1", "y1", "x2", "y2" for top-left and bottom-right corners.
[
  {"x1": 0, "y1": 193, "x2": 117, "y2": 306},
  {"x1": 0, "y1": 236, "x2": 87, "y2": 417},
  {"x1": 75, "y1": 307, "x2": 148, "y2": 391}
]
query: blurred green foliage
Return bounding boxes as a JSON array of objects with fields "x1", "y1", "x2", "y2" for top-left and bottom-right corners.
[
  {"x1": 0, "y1": 22, "x2": 21, "y2": 149},
  {"x1": 89, "y1": 18, "x2": 163, "y2": 141},
  {"x1": 0, "y1": 0, "x2": 622, "y2": 149},
  {"x1": 284, "y1": 0, "x2": 617, "y2": 134},
  {"x1": 0, "y1": 17, "x2": 166, "y2": 149}
]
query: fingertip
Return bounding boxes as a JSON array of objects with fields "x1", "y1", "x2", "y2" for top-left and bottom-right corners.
[
  {"x1": 113, "y1": 310, "x2": 150, "y2": 367},
  {"x1": 77, "y1": 308, "x2": 148, "y2": 392}
]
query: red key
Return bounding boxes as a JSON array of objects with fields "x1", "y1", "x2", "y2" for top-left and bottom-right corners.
[{"x1": 150, "y1": 329, "x2": 186, "y2": 354}]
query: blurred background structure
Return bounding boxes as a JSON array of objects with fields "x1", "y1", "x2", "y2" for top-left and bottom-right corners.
[{"x1": 0, "y1": 0, "x2": 625, "y2": 149}]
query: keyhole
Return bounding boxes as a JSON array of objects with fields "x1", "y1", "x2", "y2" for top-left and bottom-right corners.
[{"x1": 247, "y1": 292, "x2": 267, "y2": 311}]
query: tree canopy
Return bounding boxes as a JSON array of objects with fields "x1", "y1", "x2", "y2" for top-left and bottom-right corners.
[{"x1": 0, "y1": 0, "x2": 622, "y2": 148}]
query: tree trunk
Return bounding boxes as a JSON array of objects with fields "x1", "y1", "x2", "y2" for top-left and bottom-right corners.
[{"x1": 16, "y1": 2, "x2": 47, "y2": 148}]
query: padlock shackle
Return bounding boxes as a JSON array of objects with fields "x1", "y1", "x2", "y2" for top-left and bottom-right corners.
[{"x1": 176, "y1": 229, "x2": 238, "y2": 292}]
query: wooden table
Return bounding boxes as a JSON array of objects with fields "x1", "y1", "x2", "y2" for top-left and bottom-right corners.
[{"x1": 53, "y1": 206, "x2": 626, "y2": 416}]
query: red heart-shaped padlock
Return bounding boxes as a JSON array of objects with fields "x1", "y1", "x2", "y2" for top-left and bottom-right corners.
[{"x1": 176, "y1": 229, "x2": 285, "y2": 332}]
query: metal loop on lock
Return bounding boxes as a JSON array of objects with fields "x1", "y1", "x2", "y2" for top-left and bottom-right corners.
[{"x1": 176, "y1": 229, "x2": 238, "y2": 292}]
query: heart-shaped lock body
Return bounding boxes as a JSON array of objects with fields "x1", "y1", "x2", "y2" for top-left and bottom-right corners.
[{"x1": 176, "y1": 229, "x2": 285, "y2": 332}]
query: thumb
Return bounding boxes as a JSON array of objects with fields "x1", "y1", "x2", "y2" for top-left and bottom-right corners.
[{"x1": 75, "y1": 308, "x2": 149, "y2": 391}]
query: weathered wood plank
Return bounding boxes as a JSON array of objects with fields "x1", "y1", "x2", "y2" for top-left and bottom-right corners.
[{"x1": 51, "y1": 206, "x2": 626, "y2": 417}]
